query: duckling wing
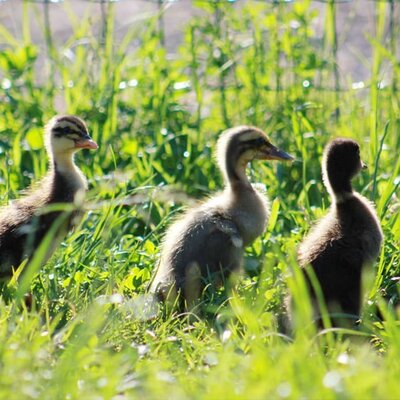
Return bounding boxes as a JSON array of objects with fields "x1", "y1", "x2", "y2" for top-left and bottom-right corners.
[
  {"x1": 157, "y1": 212, "x2": 244, "y2": 292},
  {"x1": 0, "y1": 205, "x2": 34, "y2": 276},
  {"x1": 150, "y1": 214, "x2": 243, "y2": 309},
  {"x1": 212, "y1": 217, "x2": 244, "y2": 249},
  {"x1": 0, "y1": 201, "x2": 67, "y2": 276},
  {"x1": 181, "y1": 216, "x2": 244, "y2": 307},
  {"x1": 164, "y1": 215, "x2": 241, "y2": 308}
]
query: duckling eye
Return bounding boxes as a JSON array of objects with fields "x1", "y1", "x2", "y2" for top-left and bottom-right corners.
[
  {"x1": 53, "y1": 126, "x2": 79, "y2": 137},
  {"x1": 64, "y1": 127, "x2": 80, "y2": 136},
  {"x1": 66, "y1": 132, "x2": 82, "y2": 140},
  {"x1": 247, "y1": 137, "x2": 267, "y2": 147},
  {"x1": 256, "y1": 137, "x2": 267, "y2": 146}
]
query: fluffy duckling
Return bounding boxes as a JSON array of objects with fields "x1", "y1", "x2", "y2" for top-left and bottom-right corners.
[
  {"x1": 150, "y1": 126, "x2": 294, "y2": 310},
  {"x1": 297, "y1": 138, "x2": 383, "y2": 325},
  {"x1": 0, "y1": 115, "x2": 98, "y2": 278}
]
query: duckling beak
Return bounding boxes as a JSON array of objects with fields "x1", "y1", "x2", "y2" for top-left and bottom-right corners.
[
  {"x1": 75, "y1": 136, "x2": 98, "y2": 150},
  {"x1": 362, "y1": 161, "x2": 368, "y2": 169},
  {"x1": 263, "y1": 146, "x2": 295, "y2": 161}
]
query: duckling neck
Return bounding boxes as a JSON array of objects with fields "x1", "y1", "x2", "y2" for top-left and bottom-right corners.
[
  {"x1": 50, "y1": 152, "x2": 87, "y2": 198},
  {"x1": 326, "y1": 172, "x2": 353, "y2": 203},
  {"x1": 225, "y1": 157, "x2": 252, "y2": 190},
  {"x1": 225, "y1": 179, "x2": 269, "y2": 246}
]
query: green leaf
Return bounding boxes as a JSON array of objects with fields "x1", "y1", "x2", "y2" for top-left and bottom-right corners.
[
  {"x1": 25, "y1": 127, "x2": 43, "y2": 150},
  {"x1": 267, "y1": 198, "x2": 280, "y2": 232}
]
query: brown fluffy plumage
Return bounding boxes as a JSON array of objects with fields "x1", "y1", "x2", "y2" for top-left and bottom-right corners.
[
  {"x1": 0, "y1": 115, "x2": 98, "y2": 278},
  {"x1": 150, "y1": 126, "x2": 293, "y2": 310},
  {"x1": 297, "y1": 138, "x2": 383, "y2": 326}
]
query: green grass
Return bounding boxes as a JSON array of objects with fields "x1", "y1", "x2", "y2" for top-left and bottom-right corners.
[{"x1": 0, "y1": 1, "x2": 399, "y2": 398}]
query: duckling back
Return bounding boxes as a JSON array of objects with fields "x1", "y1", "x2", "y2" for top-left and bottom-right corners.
[
  {"x1": 298, "y1": 194, "x2": 382, "y2": 268},
  {"x1": 298, "y1": 194, "x2": 382, "y2": 319}
]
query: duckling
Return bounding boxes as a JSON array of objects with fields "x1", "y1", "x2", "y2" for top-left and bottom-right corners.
[
  {"x1": 0, "y1": 115, "x2": 98, "y2": 278},
  {"x1": 297, "y1": 138, "x2": 383, "y2": 326},
  {"x1": 150, "y1": 126, "x2": 294, "y2": 310}
]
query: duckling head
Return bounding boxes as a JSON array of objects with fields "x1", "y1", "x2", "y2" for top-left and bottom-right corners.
[
  {"x1": 45, "y1": 115, "x2": 98, "y2": 160},
  {"x1": 217, "y1": 126, "x2": 294, "y2": 185},
  {"x1": 322, "y1": 138, "x2": 366, "y2": 200}
]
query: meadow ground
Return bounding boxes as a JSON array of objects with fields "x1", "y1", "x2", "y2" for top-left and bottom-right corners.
[{"x1": 0, "y1": 1, "x2": 399, "y2": 399}]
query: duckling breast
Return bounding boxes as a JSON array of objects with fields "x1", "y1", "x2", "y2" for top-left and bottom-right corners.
[{"x1": 228, "y1": 187, "x2": 270, "y2": 246}]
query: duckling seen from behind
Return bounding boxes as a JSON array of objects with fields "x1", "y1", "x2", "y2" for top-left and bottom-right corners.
[
  {"x1": 150, "y1": 126, "x2": 294, "y2": 311},
  {"x1": 297, "y1": 138, "x2": 383, "y2": 326}
]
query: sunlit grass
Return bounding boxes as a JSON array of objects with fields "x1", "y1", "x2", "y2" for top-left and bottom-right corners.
[{"x1": 0, "y1": 1, "x2": 399, "y2": 399}]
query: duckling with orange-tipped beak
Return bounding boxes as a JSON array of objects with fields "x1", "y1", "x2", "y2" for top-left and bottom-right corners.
[{"x1": 0, "y1": 115, "x2": 98, "y2": 278}]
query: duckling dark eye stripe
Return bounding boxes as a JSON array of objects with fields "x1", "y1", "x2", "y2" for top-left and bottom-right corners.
[
  {"x1": 53, "y1": 127, "x2": 68, "y2": 136},
  {"x1": 244, "y1": 138, "x2": 266, "y2": 146},
  {"x1": 53, "y1": 127, "x2": 83, "y2": 137}
]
